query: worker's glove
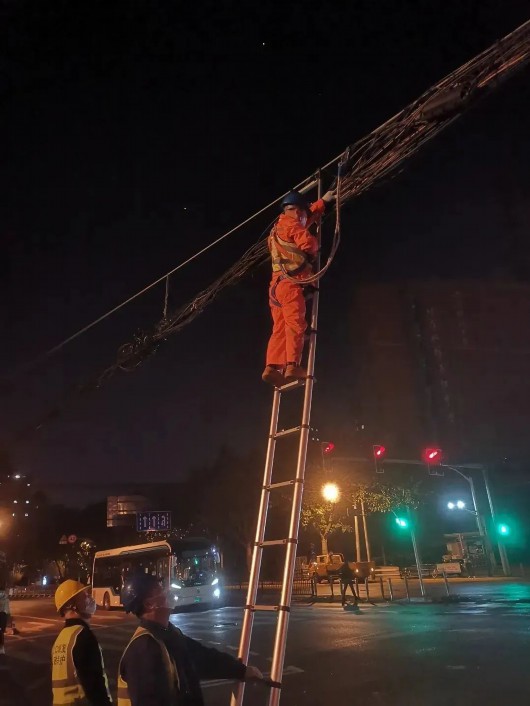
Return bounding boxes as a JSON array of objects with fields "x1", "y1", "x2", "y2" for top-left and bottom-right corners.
[
  {"x1": 245, "y1": 665, "x2": 264, "y2": 681},
  {"x1": 322, "y1": 190, "x2": 336, "y2": 203}
]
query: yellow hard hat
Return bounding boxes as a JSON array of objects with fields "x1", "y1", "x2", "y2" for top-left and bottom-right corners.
[{"x1": 54, "y1": 579, "x2": 90, "y2": 613}]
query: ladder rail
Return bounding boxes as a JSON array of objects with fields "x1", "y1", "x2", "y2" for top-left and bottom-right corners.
[
  {"x1": 231, "y1": 388, "x2": 282, "y2": 706},
  {"x1": 268, "y1": 174, "x2": 322, "y2": 706},
  {"x1": 232, "y1": 172, "x2": 323, "y2": 706}
]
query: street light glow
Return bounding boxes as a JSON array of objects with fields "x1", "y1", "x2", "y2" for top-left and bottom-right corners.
[
  {"x1": 447, "y1": 502, "x2": 455, "y2": 510},
  {"x1": 456, "y1": 500, "x2": 466, "y2": 509},
  {"x1": 322, "y1": 482, "x2": 340, "y2": 503}
]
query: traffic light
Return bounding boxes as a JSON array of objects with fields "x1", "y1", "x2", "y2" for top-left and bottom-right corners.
[
  {"x1": 422, "y1": 447, "x2": 443, "y2": 475},
  {"x1": 395, "y1": 516, "x2": 409, "y2": 529},
  {"x1": 373, "y1": 444, "x2": 386, "y2": 474},
  {"x1": 321, "y1": 441, "x2": 335, "y2": 455},
  {"x1": 497, "y1": 523, "x2": 511, "y2": 537}
]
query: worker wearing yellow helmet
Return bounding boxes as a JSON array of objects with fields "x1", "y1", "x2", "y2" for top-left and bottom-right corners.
[{"x1": 51, "y1": 579, "x2": 112, "y2": 705}]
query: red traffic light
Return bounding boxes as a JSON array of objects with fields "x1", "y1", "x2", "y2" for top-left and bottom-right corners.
[
  {"x1": 422, "y1": 447, "x2": 442, "y2": 465},
  {"x1": 373, "y1": 444, "x2": 386, "y2": 459},
  {"x1": 321, "y1": 442, "x2": 335, "y2": 455}
]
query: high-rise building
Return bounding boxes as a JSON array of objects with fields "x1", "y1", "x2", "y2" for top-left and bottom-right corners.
[{"x1": 351, "y1": 280, "x2": 530, "y2": 464}]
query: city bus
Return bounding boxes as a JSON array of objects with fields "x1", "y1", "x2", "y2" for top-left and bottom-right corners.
[{"x1": 92, "y1": 537, "x2": 222, "y2": 610}]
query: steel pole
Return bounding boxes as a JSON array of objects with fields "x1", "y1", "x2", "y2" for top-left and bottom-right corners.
[
  {"x1": 354, "y1": 513, "x2": 361, "y2": 562},
  {"x1": 408, "y1": 508, "x2": 425, "y2": 598},
  {"x1": 361, "y1": 498, "x2": 371, "y2": 562},
  {"x1": 468, "y1": 475, "x2": 496, "y2": 574},
  {"x1": 482, "y1": 467, "x2": 510, "y2": 576}
]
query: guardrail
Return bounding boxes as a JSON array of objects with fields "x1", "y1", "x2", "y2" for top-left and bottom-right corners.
[{"x1": 8, "y1": 586, "x2": 54, "y2": 599}]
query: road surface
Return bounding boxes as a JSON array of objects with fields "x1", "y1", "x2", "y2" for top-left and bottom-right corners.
[{"x1": 3, "y1": 580, "x2": 530, "y2": 705}]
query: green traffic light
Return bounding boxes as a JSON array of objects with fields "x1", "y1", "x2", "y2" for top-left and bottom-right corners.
[
  {"x1": 498, "y1": 523, "x2": 510, "y2": 536},
  {"x1": 395, "y1": 517, "x2": 408, "y2": 528}
]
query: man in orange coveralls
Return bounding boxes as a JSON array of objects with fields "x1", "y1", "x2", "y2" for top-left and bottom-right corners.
[{"x1": 263, "y1": 189, "x2": 336, "y2": 386}]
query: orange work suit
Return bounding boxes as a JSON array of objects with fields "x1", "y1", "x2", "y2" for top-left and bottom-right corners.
[{"x1": 266, "y1": 199, "x2": 326, "y2": 367}]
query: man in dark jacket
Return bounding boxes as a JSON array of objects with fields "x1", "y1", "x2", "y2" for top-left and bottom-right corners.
[
  {"x1": 339, "y1": 562, "x2": 359, "y2": 610},
  {"x1": 118, "y1": 574, "x2": 263, "y2": 706}
]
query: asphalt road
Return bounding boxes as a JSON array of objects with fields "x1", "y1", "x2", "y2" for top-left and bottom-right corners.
[{"x1": 4, "y1": 581, "x2": 530, "y2": 705}]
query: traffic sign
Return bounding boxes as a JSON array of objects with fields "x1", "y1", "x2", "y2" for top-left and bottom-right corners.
[
  {"x1": 59, "y1": 535, "x2": 68, "y2": 545},
  {"x1": 136, "y1": 511, "x2": 171, "y2": 532},
  {"x1": 68, "y1": 534, "x2": 77, "y2": 544}
]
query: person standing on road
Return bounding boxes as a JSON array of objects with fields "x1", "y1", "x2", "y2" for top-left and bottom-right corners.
[
  {"x1": 51, "y1": 580, "x2": 112, "y2": 706},
  {"x1": 118, "y1": 573, "x2": 263, "y2": 706},
  {"x1": 339, "y1": 562, "x2": 359, "y2": 610},
  {"x1": 0, "y1": 582, "x2": 10, "y2": 655}
]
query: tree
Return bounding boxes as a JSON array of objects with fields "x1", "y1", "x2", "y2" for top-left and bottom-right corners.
[
  {"x1": 300, "y1": 501, "x2": 351, "y2": 555},
  {"x1": 197, "y1": 447, "x2": 263, "y2": 573},
  {"x1": 301, "y1": 464, "x2": 425, "y2": 560}
]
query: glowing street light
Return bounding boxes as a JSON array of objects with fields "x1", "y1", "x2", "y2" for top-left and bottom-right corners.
[
  {"x1": 322, "y1": 482, "x2": 340, "y2": 504},
  {"x1": 448, "y1": 499, "x2": 470, "y2": 512}
]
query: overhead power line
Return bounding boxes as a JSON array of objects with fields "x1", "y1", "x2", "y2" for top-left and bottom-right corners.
[{"x1": 13, "y1": 18, "x2": 530, "y2": 441}]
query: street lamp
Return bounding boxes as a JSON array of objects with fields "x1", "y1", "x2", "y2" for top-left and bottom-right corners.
[
  {"x1": 447, "y1": 500, "x2": 468, "y2": 511},
  {"x1": 322, "y1": 482, "x2": 339, "y2": 504}
]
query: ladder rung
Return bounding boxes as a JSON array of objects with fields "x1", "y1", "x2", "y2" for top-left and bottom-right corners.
[
  {"x1": 278, "y1": 379, "x2": 306, "y2": 392},
  {"x1": 246, "y1": 605, "x2": 291, "y2": 613},
  {"x1": 265, "y1": 480, "x2": 298, "y2": 490},
  {"x1": 273, "y1": 426, "x2": 301, "y2": 439},
  {"x1": 259, "y1": 539, "x2": 296, "y2": 547}
]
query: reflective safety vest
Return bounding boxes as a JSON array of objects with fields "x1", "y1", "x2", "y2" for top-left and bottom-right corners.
[
  {"x1": 51, "y1": 626, "x2": 89, "y2": 705},
  {"x1": 117, "y1": 627, "x2": 179, "y2": 706},
  {"x1": 268, "y1": 226, "x2": 311, "y2": 277}
]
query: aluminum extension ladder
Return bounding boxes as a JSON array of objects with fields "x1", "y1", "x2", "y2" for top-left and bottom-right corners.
[{"x1": 231, "y1": 175, "x2": 323, "y2": 706}]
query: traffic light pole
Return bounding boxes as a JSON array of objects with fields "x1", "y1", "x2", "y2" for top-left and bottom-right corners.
[
  {"x1": 481, "y1": 467, "x2": 510, "y2": 576},
  {"x1": 407, "y1": 508, "x2": 425, "y2": 598}
]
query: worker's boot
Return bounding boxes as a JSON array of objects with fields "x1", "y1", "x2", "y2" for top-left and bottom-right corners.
[
  {"x1": 284, "y1": 363, "x2": 307, "y2": 383},
  {"x1": 262, "y1": 365, "x2": 286, "y2": 387}
]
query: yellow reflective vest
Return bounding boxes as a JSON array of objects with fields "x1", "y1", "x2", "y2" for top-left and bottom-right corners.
[
  {"x1": 117, "y1": 626, "x2": 179, "y2": 706},
  {"x1": 51, "y1": 625, "x2": 88, "y2": 705},
  {"x1": 51, "y1": 624, "x2": 111, "y2": 706},
  {"x1": 268, "y1": 226, "x2": 311, "y2": 277}
]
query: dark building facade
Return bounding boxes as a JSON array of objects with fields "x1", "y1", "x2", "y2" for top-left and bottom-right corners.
[{"x1": 351, "y1": 280, "x2": 530, "y2": 465}]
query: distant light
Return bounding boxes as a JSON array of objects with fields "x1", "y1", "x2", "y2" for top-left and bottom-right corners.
[
  {"x1": 322, "y1": 482, "x2": 340, "y2": 503},
  {"x1": 498, "y1": 524, "x2": 510, "y2": 536},
  {"x1": 395, "y1": 517, "x2": 408, "y2": 528},
  {"x1": 25, "y1": 500, "x2": 29, "y2": 504},
  {"x1": 13, "y1": 500, "x2": 17, "y2": 504},
  {"x1": 43, "y1": 576, "x2": 48, "y2": 586},
  {"x1": 213, "y1": 588, "x2": 221, "y2": 598},
  {"x1": 173, "y1": 595, "x2": 179, "y2": 601},
  {"x1": 456, "y1": 500, "x2": 466, "y2": 510},
  {"x1": 14, "y1": 474, "x2": 21, "y2": 479},
  {"x1": 211, "y1": 577, "x2": 219, "y2": 586},
  {"x1": 12, "y1": 513, "x2": 15, "y2": 517},
  {"x1": 171, "y1": 583, "x2": 182, "y2": 590},
  {"x1": 447, "y1": 502, "x2": 455, "y2": 510},
  {"x1": 24, "y1": 513, "x2": 28, "y2": 517}
]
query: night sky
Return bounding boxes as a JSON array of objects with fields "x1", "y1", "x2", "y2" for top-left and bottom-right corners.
[{"x1": 2, "y1": 1, "x2": 530, "y2": 501}]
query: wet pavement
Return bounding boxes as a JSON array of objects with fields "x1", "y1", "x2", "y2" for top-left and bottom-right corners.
[{"x1": 4, "y1": 580, "x2": 530, "y2": 705}]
